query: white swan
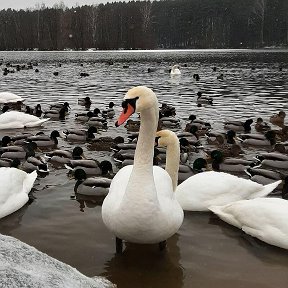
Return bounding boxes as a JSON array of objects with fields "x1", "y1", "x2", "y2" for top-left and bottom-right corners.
[
  {"x1": 170, "y1": 65, "x2": 181, "y2": 75},
  {"x1": 0, "y1": 167, "x2": 37, "y2": 219},
  {"x1": 102, "y1": 86, "x2": 183, "y2": 250},
  {"x1": 156, "y1": 130, "x2": 282, "y2": 211},
  {"x1": 0, "y1": 111, "x2": 49, "y2": 129},
  {"x1": 0, "y1": 92, "x2": 24, "y2": 103},
  {"x1": 209, "y1": 198, "x2": 288, "y2": 250}
]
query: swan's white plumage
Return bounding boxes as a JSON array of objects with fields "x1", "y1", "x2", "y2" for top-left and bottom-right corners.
[
  {"x1": 175, "y1": 171, "x2": 281, "y2": 211},
  {"x1": 170, "y1": 65, "x2": 181, "y2": 75},
  {"x1": 0, "y1": 111, "x2": 49, "y2": 129},
  {"x1": 156, "y1": 130, "x2": 281, "y2": 212},
  {"x1": 209, "y1": 198, "x2": 288, "y2": 250},
  {"x1": 102, "y1": 86, "x2": 183, "y2": 244},
  {"x1": 0, "y1": 168, "x2": 37, "y2": 219},
  {"x1": 0, "y1": 92, "x2": 24, "y2": 103}
]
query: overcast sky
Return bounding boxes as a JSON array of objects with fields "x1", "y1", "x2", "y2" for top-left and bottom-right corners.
[{"x1": 0, "y1": 0, "x2": 122, "y2": 10}]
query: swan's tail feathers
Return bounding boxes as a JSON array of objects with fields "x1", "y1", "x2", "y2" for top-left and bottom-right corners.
[
  {"x1": 209, "y1": 204, "x2": 241, "y2": 228},
  {"x1": 249, "y1": 180, "x2": 282, "y2": 199},
  {"x1": 23, "y1": 170, "x2": 38, "y2": 194},
  {"x1": 25, "y1": 118, "x2": 50, "y2": 128}
]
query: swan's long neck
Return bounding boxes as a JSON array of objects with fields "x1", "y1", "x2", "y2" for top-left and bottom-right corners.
[
  {"x1": 165, "y1": 141, "x2": 180, "y2": 191},
  {"x1": 123, "y1": 104, "x2": 159, "y2": 204}
]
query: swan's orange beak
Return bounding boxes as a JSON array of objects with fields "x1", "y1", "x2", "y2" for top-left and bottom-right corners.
[{"x1": 115, "y1": 103, "x2": 135, "y2": 127}]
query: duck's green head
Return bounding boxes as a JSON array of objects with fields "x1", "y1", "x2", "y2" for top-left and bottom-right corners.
[
  {"x1": 74, "y1": 169, "x2": 87, "y2": 181},
  {"x1": 211, "y1": 150, "x2": 224, "y2": 162},
  {"x1": 72, "y1": 146, "x2": 84, "y2": 159},
  {"x1": 193, "y1": 158, "x2": 207, "y2": 172}
]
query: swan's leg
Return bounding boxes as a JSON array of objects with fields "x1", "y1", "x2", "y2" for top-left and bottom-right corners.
[
  {"x1": 116, "y1": 237, "x2": 123, "y2": 253},
  {"x1": 159, "y1": 240, "x2": 167, "y2": 251}
]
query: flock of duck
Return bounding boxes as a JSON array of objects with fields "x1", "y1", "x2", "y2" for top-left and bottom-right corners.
[{"x1": 0, "y1": 69, "x2": 288, "y2": 254}]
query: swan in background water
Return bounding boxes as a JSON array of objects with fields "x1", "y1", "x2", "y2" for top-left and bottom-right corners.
[
  {"x1": 102, "y1": 86, "x2": 183, "y2": 253},
  {"x1": 0, "y1": 167, "x2": 37, "y2": 219},
  {"x1": 209, "y1": 198, "x2": 288, "y2": 250},
  {"x1": 170, "y1": 64, "x2": 181, "y2": 75},
  {"x1": 0, "y1": 92, "x2": 25, "y2": 103},
  {"x1": 155, "y1": 130, "x2": 281, "y2": 211},
  {"x1": 0, "y1": 111, "x2": 49, "y2": 129}
]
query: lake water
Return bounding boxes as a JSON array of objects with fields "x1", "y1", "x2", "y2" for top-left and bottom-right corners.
[{"x1": 0, "y1": 49, "x2": 287, "y2": 288}]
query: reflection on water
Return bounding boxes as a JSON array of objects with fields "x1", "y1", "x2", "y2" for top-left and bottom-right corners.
[{"x1": 0, "y1": 50, "x2": 288, "y2": 288}]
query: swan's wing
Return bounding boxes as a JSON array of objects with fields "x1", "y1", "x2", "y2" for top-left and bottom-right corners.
[
  {"x1": 210, "y1": 198, "x2": 288, "y2": 249},
  {"x1": 102, "y1": 165, "x2": 133, "y2": 211},
  {"x1": 176, "y1": 171, "x2": 268, "y2": 211}
]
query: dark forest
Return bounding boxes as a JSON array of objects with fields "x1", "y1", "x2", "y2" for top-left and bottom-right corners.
[{"x1": 0, "y1": 0, "x2": 287, "y2": 50}]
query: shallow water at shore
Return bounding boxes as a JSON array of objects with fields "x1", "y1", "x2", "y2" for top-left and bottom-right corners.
[{"x1": 0, "y1": 50, "x2": 288, "y2": 288}]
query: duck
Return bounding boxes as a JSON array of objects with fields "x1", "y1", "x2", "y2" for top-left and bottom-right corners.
[
  {"x1": 102, "y1": 86, "x2": 183, "y2": 252},
  {"x1": 66, "y1": 159, "x2": 113, "y2": 176},
  {"x1": 33, "y1": 104, "x2": 42, "y2": 117},
  {"x1": 0, "y1": 158, "x2": 21, "y2": 168},
  {"x1": 86, "y1": 111, "x2": 107, "y2": 128},
  {"x1": 255, "y1": 117, "x2": 270, "y2": 132},
  {"x1": 0, "y1": 167, "x2": 37, "y2": 219},
  {"x1": 155, "y1": 129, "x2": 281, "y2": 211},
  {"x1": 170, "y1": 65, "x2": 181, "y2": 75},
  {"x1": 0, "y1": 111, "x2": 49, "y2": 129},
  {"x1": 224, "y1": 119, "x2": 253, "y2": 132},
  {"x1": 78, "y1": 96, "x2": 91, "y2": 107},
  {"x1": 209, "y1": 198, "x2": 288, "y2": 250},
  {"x1": 43, "y1": 108, "x2": 67, "y2": 120},
  {"x1": 45, "y1": 146, "x2": 84, "y2": 165},
  {"x1": 73, "y1": 169, "x2": 111, "y2": 197},
  {"x1": 22, "y1": 155, "x2": 49, "y2": 174},
  {"x1": 245, "y1": 167, "x2": 283, "y2": 185},
  {"x1": 88, "y1": 135, "x2": 124, "y2": 151},
  {"x1": 0, "y1": 136, "x2": 11, "y2": 147},
  {"x1": 270, "y1": 110, "x2": 286, "y2": 127},
  {"x1": 196, "y1": 92, "x2": 213, "y2": 105},
  {"x1": 0, "y1": 92, "x2": 25, "y2": 104},
  {"x1": 210, "y1": 150, "x2": 255, "y2": 172},
  {"x1": 50, "y1": 102, "x2": 70, "y2": 112},
  {"x1": 0, "y1": 142, "x2": 37, "y2": 160},
  {"x1": 238, "y1": 130, "x2": 276, "y2": 146},
  {"x1": 63, "y1": 126, "x2": 98, "y2": 142},
  {"x1": 105, "y1": 102, "x2": 115, "y2": 118},
  {"x1": 27, "y1": 131, "x2": 60, "y2": 148},
  {"x1": 255, "y1": 152, "x2": 288, "y2": 169}
]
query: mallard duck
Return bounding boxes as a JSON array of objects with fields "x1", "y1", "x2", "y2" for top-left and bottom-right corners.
[
  {"x1": 155, "y1": 130, "x2": 281, "y2": 211},
  {"x1": 0, "y1": 111, "x2": 49, "y2": 129},
  {"x1": 0, "y1": 92, "x2": 24, "y2": 103},
  {"x1": 274, "y1": 143, "x2": 288, "y2": 154},
  {"x1": 22, "y1": 156, "x2": 49, "y2": 174},
  {"x1": 73, "y1": 169, "x2": 111, "y2": 197},
  {"x1": 0, "y1": 136, "x2": 11, "y2": 147},
  {"x1": 0, "y1": 142, "x2": 37, "y2": 160},
  {"x1": 224, "y1": 119, "x2": 253, "y2": 132},
  {"x1": 27, "y1": 130, "x2": 60, "y2": 148},
  {"x1": 239, "y1": 130, "x2": 276, "y2": 146},
  {"x1": 196, "y1": 92, "x2": 213, "y2": 105},
  {"x1": 255, "y1": 117, "x2": 270, "y2": 132},
  {"x1": 255, "y1": 152, "x2": 288, "y2": 169},
  {"x1": 44, "y1": 108, "x2": 66, "y2": 120},
  {"x1": 87, "y1": 112, "x2": 107, "y2": 128},
  {"x1": 0, "y1": 158, "x2": 21, "y2": 168},
  {"x1": 170, "y1": 64, "x2": 181, "y2": 75},
  {"x1": 78, "y1": 96, "x2": 91, "y2": 107},
  {"x1": 245, "y1": 167, "x2": 283, "y2": 185},
  {"x1": 66, "y1": 159, "x2": 113, "y2": 176},
  {"x1": 89, "y1": 136, "x2": 124, "y2": 151},
  {"x1": 211, "y1": 150, "x2": 255, "y2": 172},
  {"x1": 45, "y1": 146, "x2": 84, "y2": 165},
  {"x1": 102, "y1": 86, "x2": 183, "y2": 252},
  {"x1": 50, "y1": 102, "x2": 70, "y2": 111},
  {"x1": 124, "y1": 119, "x2": 140, "y2": 132},
  {"x1": 33, "y1": 104, "x2": 42, "y2": 117},
  {"x1": 105, "y1": 102, "x2": 115, "y2": 118},
  {"x1": 209, "y1": 198, "x2": 288, "y2": 250},
  {"x1": 63, "y1": 126, "x2": 98, "y2": 142},
  {"x1": 0, "y1": 167, "x2": 37, "y2": 218},
  {"x1": 270, "y1": 110, "x2": 286, "y2": 127}
]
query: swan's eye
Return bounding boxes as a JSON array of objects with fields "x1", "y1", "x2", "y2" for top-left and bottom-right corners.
[{"x1": 122, "y1": 97, "x2": 139, "y2": 113}]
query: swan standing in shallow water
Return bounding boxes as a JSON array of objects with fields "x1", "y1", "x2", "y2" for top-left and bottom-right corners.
[
  {"x1": 0, "y1": 111, "x2": 49, "y2": 129},
  {"x1": 155, "y1": 130, "x2": 281, "y2": 211},
  {"x1": 209, "y1": 198, "x2": 288, "y2": 250},
  {"x1": 102, "y1": 86, "x2": 183, "y2": 252},
  {"x1": 0, "y1": 168, "x2": 37, "y2": 219}
]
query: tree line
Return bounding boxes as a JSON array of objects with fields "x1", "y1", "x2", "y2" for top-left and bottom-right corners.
[{"x1": 0, "y1": 0, "x2": 287, "y2": 50}]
